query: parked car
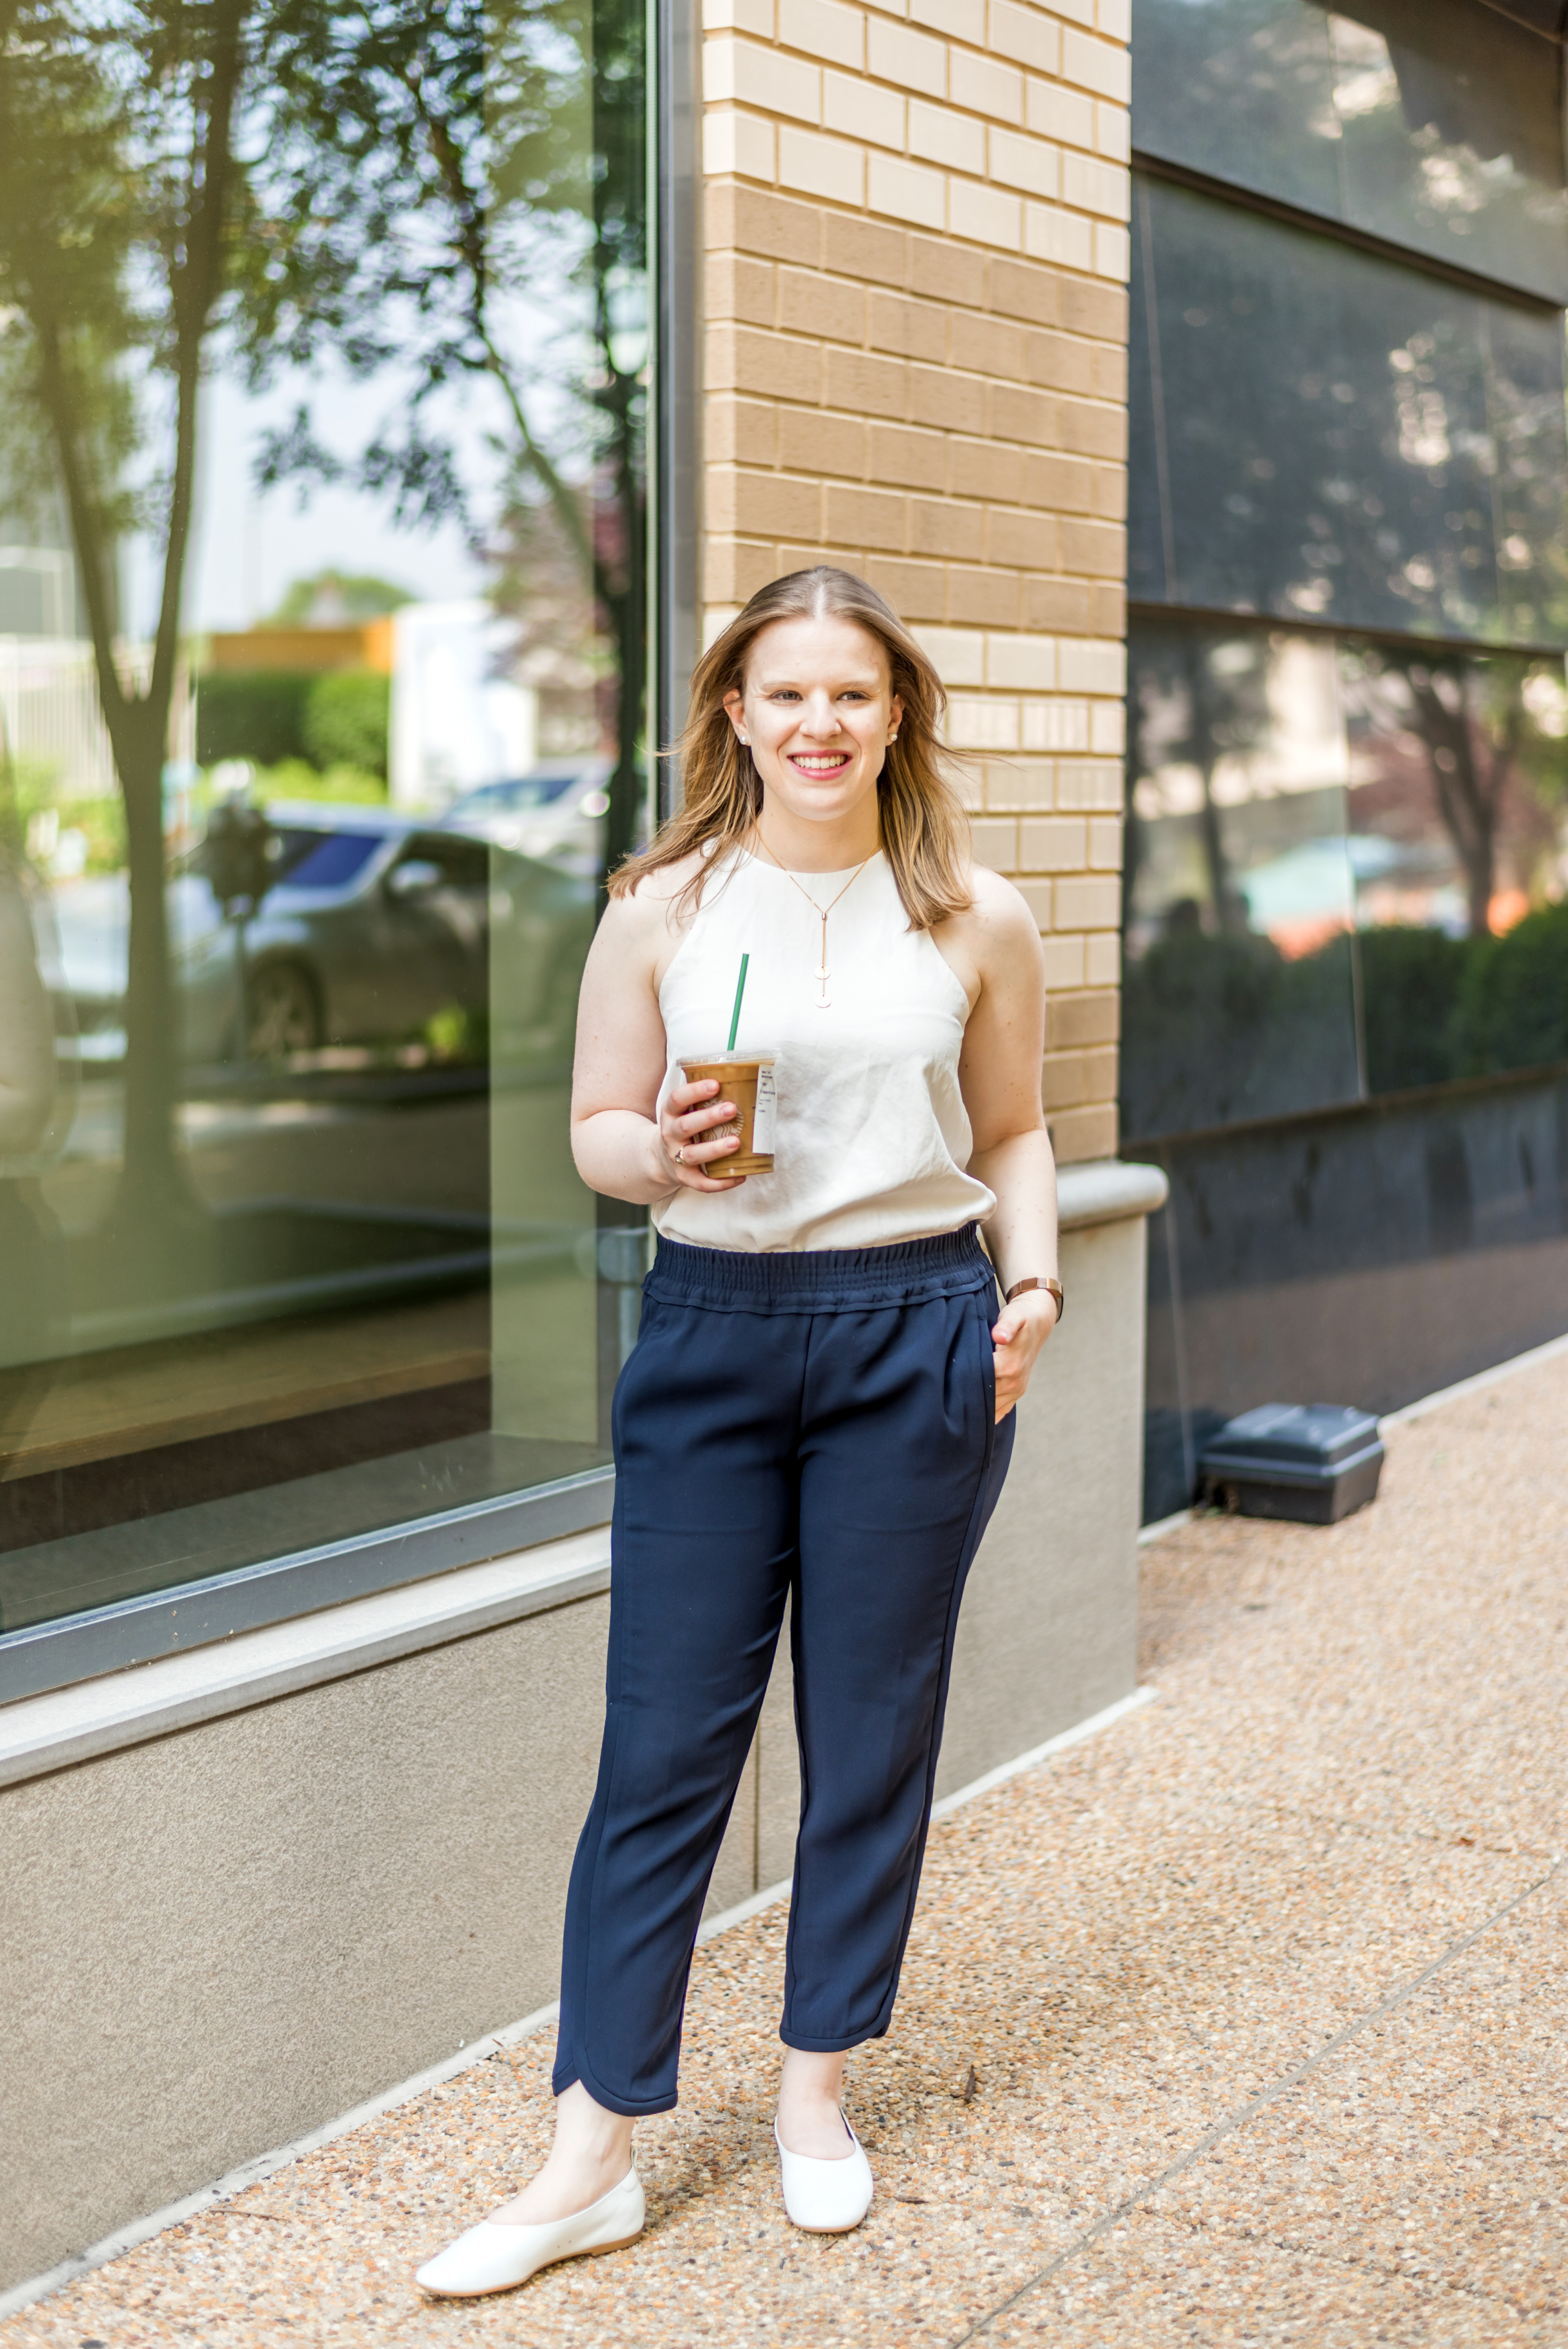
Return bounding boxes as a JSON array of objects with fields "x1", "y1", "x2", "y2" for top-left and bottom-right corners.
[
  {"x1": 56, "y1": 801, "x2": 593, "y2": 1066},
  {"x1": 442, "y1": 760, "x2": 611, "y2": 878}
]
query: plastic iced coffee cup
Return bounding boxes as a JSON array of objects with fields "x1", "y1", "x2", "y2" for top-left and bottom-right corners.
[{"x1": 678, "y1": 1051, "x2": 777, "y2": 1175}]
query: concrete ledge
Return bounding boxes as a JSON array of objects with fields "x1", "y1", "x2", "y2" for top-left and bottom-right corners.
[
  {"x1": 0, "y1": 1527, "x2": 612, "y2": 1792},
  {"x1": 1058, "y1": 1157, "x2": 1168, "y2": 1231}
]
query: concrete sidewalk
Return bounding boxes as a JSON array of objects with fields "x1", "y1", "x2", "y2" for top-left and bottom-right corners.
[{"x1": 6, "y1": 1356, "x2": 1564, "y2": 2347}]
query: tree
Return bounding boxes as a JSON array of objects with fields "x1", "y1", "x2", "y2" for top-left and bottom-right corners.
[
  {"x1": 0, "y1": 0, "x2": 252, "y2": 1248},
  {"x1": 1346, "y1": 647, "x2": 1526, "y2": 938},
  {"x1": 249, "y1": 0, "x2": 648, "y2": 883},
  {"x1": 0, "y1": 0, "x2": 647, "y2": 1280},
  {"x1": 270, "y1": 568, "x2": 412, "y2": 621},
  {"x1": 1124, "y1": 625, "x2": 1276, "y2": 944}
]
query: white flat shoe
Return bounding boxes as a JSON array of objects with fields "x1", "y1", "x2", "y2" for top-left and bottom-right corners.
[
  {"x1": 414, "y1": 2167, "x2": 645, "y2": 2298},
  {"x1": 774, "y1": 2113, "x2": 874, "y2": 2233}
]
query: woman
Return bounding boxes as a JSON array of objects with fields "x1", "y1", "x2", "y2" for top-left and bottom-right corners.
[{"x1": 416, "y1": 565, "x2": 1061, "y2": 2298}]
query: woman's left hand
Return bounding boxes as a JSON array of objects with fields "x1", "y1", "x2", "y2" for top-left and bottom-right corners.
[{"x1": 990, "y1": 1287, "x2": 1059, "y2": 1423}]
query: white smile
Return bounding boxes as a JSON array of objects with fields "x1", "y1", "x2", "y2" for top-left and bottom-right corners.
[{"x1": 789, "y1": 753, "x2": 851, "y2": 772}]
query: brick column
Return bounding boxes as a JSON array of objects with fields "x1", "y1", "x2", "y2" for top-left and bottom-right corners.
[{"x1": 699, "y1": 0, "x2": 1130, "y2": 1163}]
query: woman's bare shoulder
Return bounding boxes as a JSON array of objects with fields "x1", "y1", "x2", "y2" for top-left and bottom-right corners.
[
  {"x1": 605, "y1": 847, "x2": 706, "y2": 935},
  {"x1": 947, "y1": 862, "x2": 1043, "y2": 958},
  {"x1": 596, "y1": 847, "x2": 718, "y2": 994},
  {"x1": 627, "y1": 846, "x2": 710, "y2": 904}
]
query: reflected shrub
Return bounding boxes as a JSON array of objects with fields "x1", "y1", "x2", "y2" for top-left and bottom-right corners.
[
  {"x1": 1454, "y1": 903, "x2": 1568, "y2": 1076},
  {"x1": 1358, "y1": 927, "x2": 1470, "y2": 1094},
  {"x1": 1125, "y1": 911, "x2": 1568, "y2": 1138},
  {"x1": 196, "y1": 671, "x2": 313, "y2": 768},
  {"x1": 1121, "y1": 928, "x2": 1360, "y2": 1137},
  {"x1": 196, "y1": 669, "x2": 389, "y2": 780},
  {"x1": 303, "y1": 671, "x2": 390, "y2": 779}
]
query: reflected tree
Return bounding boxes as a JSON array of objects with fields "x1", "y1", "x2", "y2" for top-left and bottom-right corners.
[
  {"x1": 0, "y1": 0, "x2": 252, "y2": 1251},
  {"x1": 1126, "y1": 628, "x2": 1274, "y2": 937},
  {"x1": 251, "y1": 0, "x2": 647, "y2": 886},
  {"x1": 0, "y1": 0, "x2": 645, "y2": 1280},
  {"x1": 1350, "y1": 647, "x2": 1526, "y2": 935}
]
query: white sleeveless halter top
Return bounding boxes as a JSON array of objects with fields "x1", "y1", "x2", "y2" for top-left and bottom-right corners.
[{"x1": 653, "y1": 847, "x2": 996, "y2": 1254}]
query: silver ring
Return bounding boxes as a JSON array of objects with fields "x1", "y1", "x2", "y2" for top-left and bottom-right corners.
[{"x1": 674, "y1": 1145, "x2": 684, "y2": 1164}]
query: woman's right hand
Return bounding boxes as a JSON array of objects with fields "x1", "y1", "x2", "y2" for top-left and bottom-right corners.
[{"x1": 658, "y1": 1077, "x2": 746, "y2": 1190}]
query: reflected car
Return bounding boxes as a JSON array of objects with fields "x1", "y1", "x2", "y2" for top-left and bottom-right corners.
[
  {"x1": 57, "y1": 801, "x2": 593, "y2": 1065},
  {"x1": 442, "y1": 761, "x2": 611, "y2": 878}
]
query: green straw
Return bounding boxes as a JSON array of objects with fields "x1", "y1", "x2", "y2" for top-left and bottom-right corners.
[{"x1": 727, "y1": 952, "x2": 750, "y2": 1052}]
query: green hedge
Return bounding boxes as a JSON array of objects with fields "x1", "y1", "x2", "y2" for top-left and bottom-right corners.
[
  {"x1": 1454, "y1": 902, "x2": 1568, "y2": 1076},
  {"x1": 1359, "y1": 926, "x2": 1472, "y2": 1094},
  {"x1": 1122, "y1": 909, "x2": 1568, "y2": 1136},
  {"x1": 302, "y1": 671, "x2": 390, "y2": 778},
  {"x1": 196, "y1": 668, "x2": 389, "y2": 780},
  {"x1": 196, "y1": 671, "x2": 314, "y2": 768}
]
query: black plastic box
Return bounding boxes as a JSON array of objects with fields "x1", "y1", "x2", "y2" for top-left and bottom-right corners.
[{"x1": 1198, "y1": 1403, "x2": 1385, "y2": 1526}]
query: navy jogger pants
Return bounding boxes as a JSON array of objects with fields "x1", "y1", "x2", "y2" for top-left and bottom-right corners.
[{"x1": 553, "y1": 1225, "x2": 1015, "y2": 2116}]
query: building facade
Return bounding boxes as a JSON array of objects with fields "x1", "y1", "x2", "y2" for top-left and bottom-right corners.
[
  {"x1": 1122, "y1": 0, "x2": 1568, "y2": 1517},
  {"x1": 0, "y1": 0, "x2": 1155, "y2": 2298},
  {"x1": 5, "y1": 0, "x2": 1567, "y2": 2300}
]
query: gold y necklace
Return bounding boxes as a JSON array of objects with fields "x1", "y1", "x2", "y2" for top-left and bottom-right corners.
[{"x1": 752, "y1": 828, "x2": 874, "y2": 1010}]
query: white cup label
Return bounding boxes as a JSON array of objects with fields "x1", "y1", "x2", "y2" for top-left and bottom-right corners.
[{"x1": 752, "y1": 1066, "x2": 777, "y2": 1153}]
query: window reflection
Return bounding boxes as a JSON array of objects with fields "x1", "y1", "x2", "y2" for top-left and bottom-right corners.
[
  {"x1": 1123, "y1": 624, "x2": 1361, "y2": 1136},
  {"x1": 1131, "y1": 0, "x2": 1568, "y2": 302},
  {"x1": 0, "y1": 1, "x2": 646, "y2": 1638},
  {"x1": 1124, "y1": 619, "x2": 1568, "y2": 1137},
  {"x1": 1342, "y1": 643, "x2": 1568, "y2": 1089},
  {"x1": 1132, "y1": 0, "x2": 1342, "y2": 222},
  {"x1": 1130, "y1": 174, "x2": 1568, "y2": 644}
]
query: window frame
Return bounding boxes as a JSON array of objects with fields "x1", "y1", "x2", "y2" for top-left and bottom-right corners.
[{"x1": 0, "y1": 0, "x2": 695, "y2": 1708}]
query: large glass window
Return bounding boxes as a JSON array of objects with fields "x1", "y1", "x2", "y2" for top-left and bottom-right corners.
[
  {"x1": 1123, "y1": 616, "x2": 1568, "y2": 1139},
  {"x1": 0, "y1": 2, "x2": 648, "y2": 1647},
  {"x1": 1131, "y1": 0, "x2": 1568, "y2": 304},
  {"x1": 1130, "y1": 174, "x2": 1568, "y2": 644}
]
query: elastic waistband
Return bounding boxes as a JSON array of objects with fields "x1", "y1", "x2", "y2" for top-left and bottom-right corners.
[{"x1": 644, "y1": 1225, "x2": 995, "y2": 1314}]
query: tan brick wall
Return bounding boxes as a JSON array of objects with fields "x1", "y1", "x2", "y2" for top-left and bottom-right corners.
[{"x1": 699, "y1": 0, "x2": 1130, "y2": 1163}]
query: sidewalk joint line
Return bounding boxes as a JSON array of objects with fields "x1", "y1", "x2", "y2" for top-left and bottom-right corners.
[
  {"x1": 1199, "y1": 2215, "x2": 1541, "y2": 2315},
  {"x1": 949, "y1": 1853, "x2": 1564, "y2": 2346}
]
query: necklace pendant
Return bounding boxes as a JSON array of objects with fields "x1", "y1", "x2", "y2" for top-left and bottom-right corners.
[
  {"x1": 815, "y1": 966, "x2": 831, "y2": 981},
  {"x1": 816, "y1": 993, "x2": 832, "y2": 1009}
]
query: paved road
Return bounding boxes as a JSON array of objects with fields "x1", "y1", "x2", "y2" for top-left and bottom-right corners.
[{"x1": 7, "y1": 1351, "x2": 1564, "y2": 2346}]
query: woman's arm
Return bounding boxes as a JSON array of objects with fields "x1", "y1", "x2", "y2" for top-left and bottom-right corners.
[
  {"x1": 570, "y1": 876, "x2": 748, "y2": 1203},
  {"x1": 950, "y1": 868, "x2": 1060, "y2": 1420}
]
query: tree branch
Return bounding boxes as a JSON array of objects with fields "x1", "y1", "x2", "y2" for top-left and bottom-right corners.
[
  {"x1": 152, "y1": 0, "x2": 247, "y2": 716},
  {"x1": 32, "y1": 310, "x2": 131, "y2": 752}
]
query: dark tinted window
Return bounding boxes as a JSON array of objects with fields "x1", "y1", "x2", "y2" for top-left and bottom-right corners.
[
  {"x1": 1123, "y1": 621, "x2": 1362, "y2": 1136},
  {"x1": 1131, "y1": 0, "x2": 1568, "y2": 301},
  {"x1": 278, "y1": 831, "x2": 387, "y2": 891},
  {"x1": 1124, "y1": 616, "x2": 1568, "y2": 1137},
  {"x1": 397, "y1": 834, "x2": 490, "y2": 889},
  {"x1": 1129, "y1": 175, "x2": 1568, "y2": 643}
]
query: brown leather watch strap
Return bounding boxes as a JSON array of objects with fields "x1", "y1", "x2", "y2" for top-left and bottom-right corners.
[{"x1": 1005, "y1": 1276, "x2": 1064, "y2": 1321}]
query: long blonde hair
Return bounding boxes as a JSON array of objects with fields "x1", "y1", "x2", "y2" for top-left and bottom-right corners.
[{"x1": 611, "y1": 566, "x2": 971, "y2": 930}]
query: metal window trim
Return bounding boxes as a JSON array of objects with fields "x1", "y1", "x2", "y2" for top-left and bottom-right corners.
[
  {"x1": 1131, "y1": 150, "x2": 1568, "y2": 316},
  {"x1": 0, "y1": 1523, "x2": 617, "y2": 1793},
  {"x1": 0, "y1": 1467, "x2": 615, "y2": 1709},
  {"x1": 1127, "y1": 598, "x2": 1568, "y2": 665},
  {"x1": 654, "y1": 0, "x2": 700, "y2": 820}
]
